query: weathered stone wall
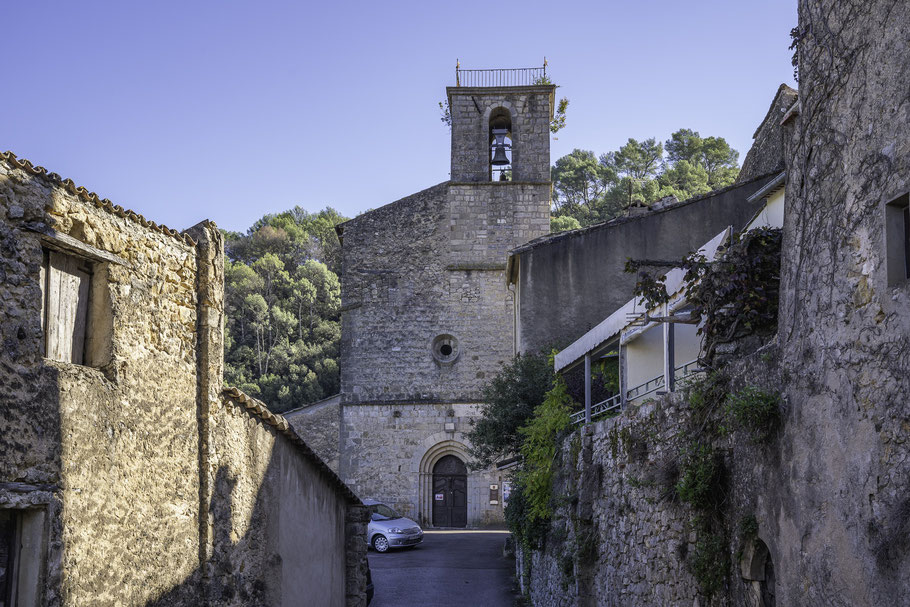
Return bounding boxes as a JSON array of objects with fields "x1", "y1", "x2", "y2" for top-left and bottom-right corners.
[
  {"x1": 0, "y1": 156, "x2": 204, "y2": 605},
  {"x1": 0, "y1": 155, "x2": 366, "y2": 606},
  {"x1": 447, "y1": 85, "x2": 554, "y2": 183},
  {"x1": 284, "y1": 394, "x2": 342, "y2": 472},
  {"x1": 516, "y1": 344, "x2": 790, "y2": 607},
  {"x1": 737, "y1": 84, "x2": 797, "y2": 182},
  {"x1": 516, "y1": 394, "x2": 701, "y2": 607},
  {"x1": 772, "y1": 0, "x2": 910, "y2": 604},
  {"x1": 511, "y1": 176, "x2": 773, "y2": 354}
]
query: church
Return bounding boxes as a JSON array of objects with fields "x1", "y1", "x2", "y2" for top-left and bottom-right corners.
[{"x1": 334, "y1": 67, "x2": 554, "y2": 527}]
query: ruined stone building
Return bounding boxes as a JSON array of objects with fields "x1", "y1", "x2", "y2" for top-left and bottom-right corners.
[{"x1": 0, "y1": 153, "x2": 367, "y2": 606}]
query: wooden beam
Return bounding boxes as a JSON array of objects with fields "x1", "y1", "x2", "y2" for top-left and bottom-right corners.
[{"x1": 24, "y1": 224, "x2": 128, "y2": 267}]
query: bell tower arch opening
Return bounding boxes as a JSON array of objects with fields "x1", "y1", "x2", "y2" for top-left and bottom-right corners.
[{"x1": 489, "y1": 107, "x2": 513, "y2": 181}]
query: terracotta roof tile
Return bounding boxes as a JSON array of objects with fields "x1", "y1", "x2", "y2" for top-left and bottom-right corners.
[{"x1": 1, "y1": 150, "x2": 198, "y2": 247}]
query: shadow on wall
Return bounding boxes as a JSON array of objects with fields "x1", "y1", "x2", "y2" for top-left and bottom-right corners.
[{"x1": 148, "y1": 449, "x2": 351, "y2": 607}]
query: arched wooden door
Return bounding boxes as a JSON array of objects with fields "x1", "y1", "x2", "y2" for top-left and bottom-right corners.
[{"x1": 432, "y1": 455, "x2": 467, "y2": 527}]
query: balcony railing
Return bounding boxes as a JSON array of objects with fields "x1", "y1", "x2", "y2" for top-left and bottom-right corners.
[
  {"x1": 571, "y1": 359, "x2": 705, "y2": 426},
  {"x1": 455, "y1": 64, "x2": 547, "y2": 87}
]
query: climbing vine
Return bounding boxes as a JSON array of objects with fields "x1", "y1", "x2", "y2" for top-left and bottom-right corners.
[{"x1": 626, "y1": 226, "x2": 782, "y2": 363}]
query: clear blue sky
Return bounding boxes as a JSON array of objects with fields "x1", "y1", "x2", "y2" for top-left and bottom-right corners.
[{"x1": 5, "y1": 0, "x2": 796, "y2": 233}]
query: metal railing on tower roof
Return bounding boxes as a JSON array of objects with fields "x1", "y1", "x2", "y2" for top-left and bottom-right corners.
[{"x1": 454, "y1": 60, "x2": 549, "y2": 87}]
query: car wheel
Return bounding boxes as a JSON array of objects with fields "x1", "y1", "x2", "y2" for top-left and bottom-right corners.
[{"x1": 373, "y1": 534, "x2": 390, "y2": 553}]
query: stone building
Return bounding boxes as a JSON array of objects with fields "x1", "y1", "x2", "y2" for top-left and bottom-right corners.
[
  {"x1": 333, "y1": 70, "x2": 555, "y2": 527},
  {"x1": 0, "y1": 153, "x2": 367, "y2": 606}
]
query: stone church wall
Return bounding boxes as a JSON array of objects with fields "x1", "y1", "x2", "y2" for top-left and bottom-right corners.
[
  {"x1": 284, "y1": 394, "x2": 342, "y2": 472},
  {"x1": 339, "y1": 402, "x2": 505, "y2": 527},
  {"x1": 448, "y1": 85, "x2": 554, "y2": 183},
  {"x1": 337, "y1": 175, "x2": 548, "y2": 526}
]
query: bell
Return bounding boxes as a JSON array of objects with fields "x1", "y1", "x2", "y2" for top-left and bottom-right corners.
[
  {"x1": 491, "y1": 144, "x2": 510, "y2": 166},
  {"x1": 491, "y1": 128, "x2": 510, "y2": 166}
]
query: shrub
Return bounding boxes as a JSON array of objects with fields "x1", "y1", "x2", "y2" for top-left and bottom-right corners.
[
  {"x1": 691, "y1": 526, "x2": 729, "y2": 599},
  {"x1": 676, "y1": 443, "x2": 724, "y2": 511},
  {"x1": 725, "y1": 386, "x2": 780, "y2": 442},
  {"x1": 519, "y1": 377, "x2": 575, "y2": 522}
]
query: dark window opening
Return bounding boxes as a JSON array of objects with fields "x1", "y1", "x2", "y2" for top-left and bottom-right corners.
[
  {"x1": 886, "y1": 193, "x2": 910, "y2": 286},
  {"x1": 0, "y1": 511, "x2": 18, "y2": 607}
]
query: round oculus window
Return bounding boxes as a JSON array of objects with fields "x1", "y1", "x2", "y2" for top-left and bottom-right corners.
[{"x1": 431, "y1": 334, "x2": 460, "y2": 363}]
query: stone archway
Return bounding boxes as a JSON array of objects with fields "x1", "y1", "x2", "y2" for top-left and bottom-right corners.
[
  {"x1": 741, "y1": 537, "x2": 776, "y2": 607},
  {"x1": 417, "y1": 438, "x2": 471, "y2": 527}
]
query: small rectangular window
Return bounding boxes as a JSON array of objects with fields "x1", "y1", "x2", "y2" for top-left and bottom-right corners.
[
  {"x1": 886, "y1": 193, "x2": 910, "y2": 286},
  {"x1": 40, "y1": 248, "x2": 93, "y2": 364}
]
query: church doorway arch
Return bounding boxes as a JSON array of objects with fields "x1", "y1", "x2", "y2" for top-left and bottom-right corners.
[
  {"x1": 432, "y1": 455, "x2": 467, "y2": 527},
  {"x1": 416, "y1": 438, "x2": 471, "y2": 528}
]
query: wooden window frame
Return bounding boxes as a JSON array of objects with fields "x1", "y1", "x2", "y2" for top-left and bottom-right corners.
[{"x1": 40, "y1": 248, "x2": 93, "y2": 364}]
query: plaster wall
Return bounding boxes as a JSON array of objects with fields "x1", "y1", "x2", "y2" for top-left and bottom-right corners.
[
  {"x1": 625, "y1": 326, "x2": 664, "y2": 390},
  {"x1": 207, "y1": 395, "x2": 350, "y2": 607}
]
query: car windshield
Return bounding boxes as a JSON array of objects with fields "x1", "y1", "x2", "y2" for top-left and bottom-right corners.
[{"x1": 369, "y1": 503, "x2": 401, "y2": 521}]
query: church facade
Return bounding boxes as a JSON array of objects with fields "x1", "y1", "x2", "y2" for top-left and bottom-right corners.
[{"x1": 335, "y1": 74, "x2": 555, "y2": 527}]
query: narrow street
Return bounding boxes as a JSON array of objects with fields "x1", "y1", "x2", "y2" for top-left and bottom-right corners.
[{"x1": 367, "y1": 530, "x2": 519, "y2": 607}]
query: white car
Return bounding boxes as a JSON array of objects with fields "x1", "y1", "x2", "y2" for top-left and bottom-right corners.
[{"x1": 364, "y1": 499, "x2": 424, "y2": 553}]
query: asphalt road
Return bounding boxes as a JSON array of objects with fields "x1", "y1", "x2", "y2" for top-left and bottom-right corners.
[{"x1": 367, "y1": 530, "x2": 518, "y2": 607}]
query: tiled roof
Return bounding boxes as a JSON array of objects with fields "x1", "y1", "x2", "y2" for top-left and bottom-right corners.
[
  {"x1": 1, "y1": 150, "x2": 198, "y2": 247},
  {"x1": 222, "y1": 387, "x2": 361, "y2": 504}
]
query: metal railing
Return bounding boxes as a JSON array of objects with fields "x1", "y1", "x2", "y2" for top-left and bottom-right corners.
[
  {"x1": 571, "y1": 359, "x2": 704, "y2": 426},
  {"x1": 455, "y1": 65, "x2": 547, "y2": 87},
  {"x1": 570, "y1": 393, "x2": 622, "y2": 425}
]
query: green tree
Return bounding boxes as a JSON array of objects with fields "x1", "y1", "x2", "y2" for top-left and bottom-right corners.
[
  {"x1": 607, "y1": 137, "x2": 664, "y2": 181},
  {"x1": 550, "y1": 215, "x2": 581, "y2": 233},
  {"x1": 550, "y1": 129, "x2": 741, "y2": 228},
  {"x1": 224, "y1": 207, "x2": 346, "y2": 412},
  {"x1": 665, "y1": 129, "x2": 739, "y2": 190},
  {"x1": 466, "y1": 352, "x2": 556, "y2": 469},
  {"x1": 551, "y1": 149, "x2": 616, "y2": 221}
]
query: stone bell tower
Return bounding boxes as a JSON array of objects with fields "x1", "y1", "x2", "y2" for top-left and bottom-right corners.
[{"x1": 335, "y1": 65, "x2": 555, "y2": 528}]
